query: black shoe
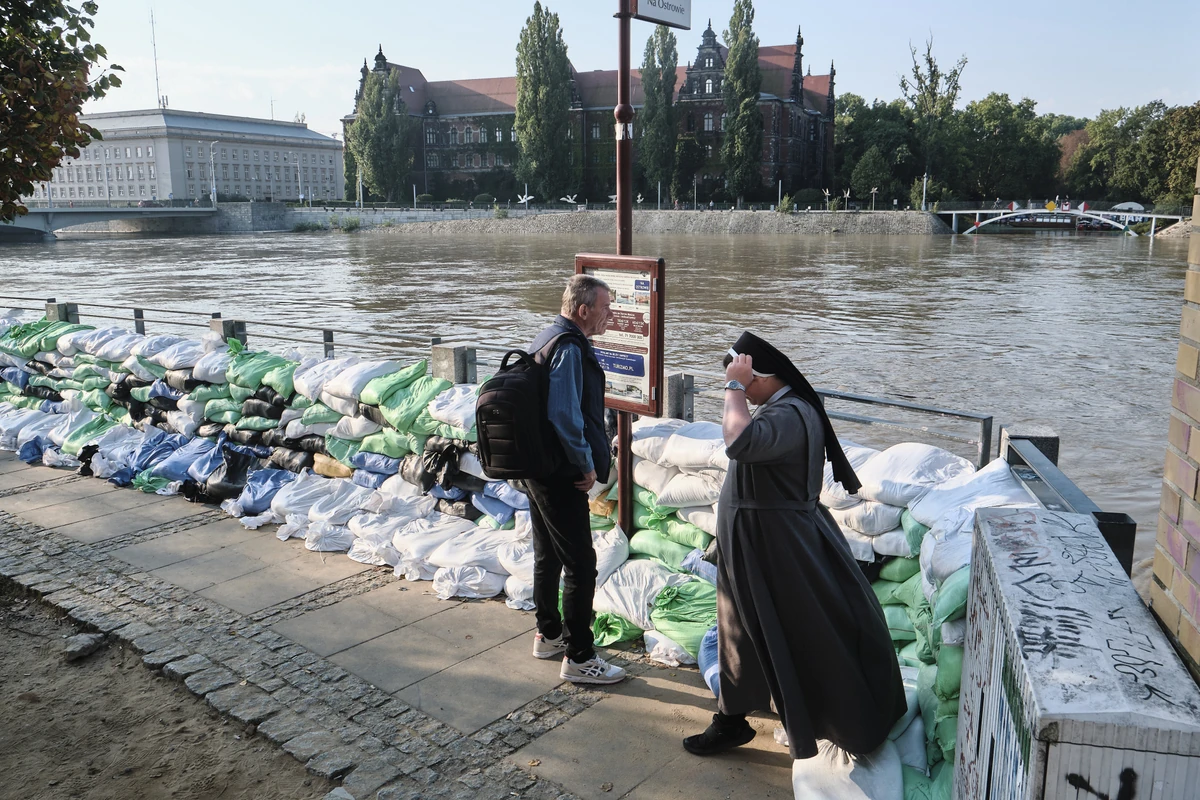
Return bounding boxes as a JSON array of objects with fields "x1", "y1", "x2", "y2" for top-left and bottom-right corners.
[{"x1": 682, "y1": 714, "x2": 756, "y2": 756}]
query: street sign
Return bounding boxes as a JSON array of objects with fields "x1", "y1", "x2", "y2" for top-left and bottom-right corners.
[
  {"x1": 631, "y1": 0, "x2": 691, "y2": 30},
  {"x1": 576, "y1": 253, "x2": 665, "y2": 417}
]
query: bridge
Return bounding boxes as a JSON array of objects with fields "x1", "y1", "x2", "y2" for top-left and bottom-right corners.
[
  {"x1": 0, "y1": 205, "x2": 218, "y2": 237},
  {"x1": 943, "y1": 206, "x2": 1187, "y2": 236}
]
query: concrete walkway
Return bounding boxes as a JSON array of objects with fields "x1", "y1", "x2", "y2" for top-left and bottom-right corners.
[{"x1": 0, "y1": 452, "x2": 792, "y2": 799}]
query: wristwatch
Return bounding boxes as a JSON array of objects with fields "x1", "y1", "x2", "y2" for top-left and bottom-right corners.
[{"x1": 724, "y1": 379, "x2": 747, "y2": 392}]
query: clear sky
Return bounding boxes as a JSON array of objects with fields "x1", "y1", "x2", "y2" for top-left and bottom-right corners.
[{"x1": 84, "y1": 0, "x2": 1199, "y2": 138}]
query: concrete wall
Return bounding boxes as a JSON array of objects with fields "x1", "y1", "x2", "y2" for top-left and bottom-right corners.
[{"x1": 1152, "y1": 155, "x2": 1200, "y2": 681}]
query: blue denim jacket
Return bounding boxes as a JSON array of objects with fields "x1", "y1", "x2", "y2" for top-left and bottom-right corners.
[{"x1": 546, "y1": 341, "x2": 593, "y2": 474}]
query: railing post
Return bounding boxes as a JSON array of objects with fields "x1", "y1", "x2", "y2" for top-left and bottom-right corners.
[
  {"x1": 664, "y1": 371, "x2": 694, "y2": 422},
  {"x1": 978, "y1": 416, "x2": 994, "y2": 468},
  {"x1": 323, "y1": 329, "x2": 335, "y2": 359},
  {"x1": 44, "y1": 298, "x2": 79, "y2": 324},
  {"x1": 133, "y1": 308, "x2": 146, "y2": 334},
  {"x1": 1000, "y1": 424, "x2": 1059, "y2": 466},
  {"x1": 431, "y1": 343, "x2": 475, "y2": 384},
  {"x1": 209, "y1": 312, "x2": 247, "y2": 345}
]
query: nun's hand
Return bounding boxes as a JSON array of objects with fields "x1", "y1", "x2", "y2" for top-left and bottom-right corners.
[{"x1": 726, "y1": 354, "x2": 754, "y2": 386}]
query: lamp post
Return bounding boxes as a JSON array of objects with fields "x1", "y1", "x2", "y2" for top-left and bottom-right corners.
[
  {"x1": 870, "y1": 187, "x2": 878, "y2": 212},
  {"x1": 209, "y1": 140, "x2": 218, "y2": 207},
  {"x1": 102, "y1": 149, "x2": 111, "y2": 207}
]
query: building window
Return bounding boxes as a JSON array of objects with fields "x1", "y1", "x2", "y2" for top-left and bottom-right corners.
[
  {"x1": 495, "y1": 127, "x2": 502, "y2": 143},
  {"x1": 721, "y1": 113, "x2": 726, "y2": 131},
  {"x1": 449, "y1": 128, "x2": 458, "y2": 145},
  {"x1": 496, "y1": 154, "x2": 504, "y2": 167},
  {"x1": 222, "y1": 148, "x2": 227, "y2": 159},
  {"x1": 704, "y1": 113, "x2": 713, "y2": 131},
  {"x1": 707, "y1": 145, "x2": 713, "y2": 158},
  {"x1": 235, "y1": 185, "x2": 241, "y2": 195},
  {"x1": 427, "y1": 154, "x2": 439, "y2": 168},
  {"x1": 426, "y1": 128, "x2": 436, "y2": 145},
  {"x1": 706, "y1": 79, "x2": 713, "y2": 94},
  {"x1": 233, "y1": 167, "x2": 240, "y2": 180},
  {"x1": 274, "y1": 166, "x2": 280, "y2": 180},
  {"x1": 243, "y1": 149, "x2": 249, "y2": 160},
  {"x1": 88, "y1": 187, "x2": 94, "y2": 197},
  {"x1": 139, "y1": 185, "x2": 145, "y2": 196},
  {"x1": 474, "y1": 154, "x2": 480, "y2": 168},
  {"x1": 186, "y1": 166, "x2": 193, "y2": 179},
  {"x1": 273, "y1": 151, "x2": 279, "y2": 162},
  {"x1": 104, "y1": 147, "x2": 110, "y2": 159},
  {"x1": 117, "y1": 186, "x2": 124, "y2": 196},
  {"x1": 137, "y1": 165, "x2": 145, "y2": 179},
  {"x1": 136, "y1": 146, "x2": 142, "y2": 157},
  {"x1": 592, "y1": 153, "x2": 600, "y2": 164},
  {"x1": 124, "y1": 147, "x2": 131, "y2": 158},
  {"x1": 464, "y1": 127, "x2": 474, "y2": 144},
  {"x1": 511, "y1": 127, "x2": 517, "y2": 143},
  {"x1": 687, "y1": 114, "x2": 695, "y2": 132},
  {"x1": 105, "y1": 167, "x2": 111, "y2": 180},
  {"x1": 591, "y1": 123, "x2": 601, "y2": 140},
  {"x1": 85, "y1": 167, "x2": 92, "y2": 181},
  {"x1": 452, "y1": 154, "x2": 459, "y2": 168},
  {"x1": 479, "y1": 128, "x2": 488, "y2": 144},
  {"x1": 148, "y1": 165, "x2": 155, "y2": 179}
]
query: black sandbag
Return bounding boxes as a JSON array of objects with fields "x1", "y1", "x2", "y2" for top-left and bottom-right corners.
[
  {"x1": 293, "y1": 434, "x2": 328, "y2": 456},
  {"x1": 23, "y1": 359, "x2": 52, "y2": 375},
  {"x1": 449, "y1": 472, "x2": 487, "y2": 494},
  {"x1": 204, "y1": 447, "x2": 262, "y2": 501},
  {"x1": 241, "y1": 398, "x2": 282, "y2": 420},
  {"x1": 270, "y1": 446, "x2": 314, "y2": 473},
  {"x1": 164, "y1": 369, "x2": 203, "y2": 393},
  {"x1": 253, "y1": 384, "x2": 290, "y2": 409},
  {"x1": 423, "y1": 435, "x2": 467, "y2": 489},
  {"x1": 23, "y1": 385, "x2": 62, "y2": 402},
  {"x1": 196, "y1": 422, "x2": 224, "y2": 439},
  {"x1": 180, "y1": 479, "x2": 220, "y2": 505},
  {"x1": 222, "y1": 424, "x2": 263, "y2": 447},
  {"x1": 76, "y1": 444, "x2": 100, "y2": 477},
  {"x1": 358, "y1": 403, "x2": 386, "y2": 427},
  {"x1": 106, "y1": 375, "x2": 133, "y2": 402},
  {"x1": 260, "y1": 427, "x2": 290, "y2": 449},
  {"x1": 436, "y1": 498, "x2": 483, "y2": 521},
  {"x1": 402, "y1": 453, "x2": 435, "y2": 493}
]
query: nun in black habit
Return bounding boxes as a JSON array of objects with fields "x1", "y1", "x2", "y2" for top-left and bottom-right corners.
[{"x1": 683, "y1": 332, "x2": 906, "y2": 759}]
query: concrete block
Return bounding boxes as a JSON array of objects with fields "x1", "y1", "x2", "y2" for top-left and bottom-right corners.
[
  {"x1": 163, "y1": 653, "x2": 213, "y2": 680},
  {"x1": 430, "y1": 343, "x2": 475, "y2": 384},
  {"x1": 269, "y1": 599, "x2": 403, "y2": 659},
  {"x1": 206, "y1": 683, "x2": 267, "y2": 714},
  {"x1": 1187, "y1": 273, "x2": 1200, "y2": 307},
  {"x1": 305, "y1": 746, "x2": 360, "y2": 779},
  {"x1": 1171, "y1": 415, "x2": 1193, "y2": 454},
  {"x1": 663, "y1": 372, "x2": 694, "y2": 422},
  {"x1": 257, "y1": 711, "x2": 315, "y2": 745},
  {"x1": 62, "y1": 633, "x2": 106, "y2": 662},
  {"x1": 1190, "y1": 226, "x2": 1200, "y2": 266},
  {"x1": 143, "y1": 644, "x2": 190, "y2": 669},
  {"x1": 283, "y1": 730, "x2": 341, "y2": 762},
  {"x1": 1170, "y1": 570, "x2": 1200, "y2": 621},
  {"x1": 1000, "y1": 424, "x2": 1059, "y2": 464},
  {"x1": 1159, "y1": 516, "x2": 1189, "y2": 566},
  {"x1": 229, "y1": 694, "x2": 284, "y2": 726},
  {"x1": 1154, "y1": 548, "x2": 1179, "y2": 584},
  {"x1": 1179, "y1": 497, "x2": 1200, "y2": 546}
]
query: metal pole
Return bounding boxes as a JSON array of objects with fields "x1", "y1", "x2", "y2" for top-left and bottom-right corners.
[
  {"x1": 210, "y1": 140, "x2": 218, "y2": 207},
  {"x1": 658, "y1": 180, "x2": 661, "y2": 211},
  {"x1": 921, "y1": 172, "x2": 928, "y2": 212},
  {"x1": 615, "y1": 0, "x2": 635, "y2": 536}
]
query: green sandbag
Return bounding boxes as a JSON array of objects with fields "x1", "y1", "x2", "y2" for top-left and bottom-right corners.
[
  {"x1": 614, "y1": 482, "x2": 678, "y2": 517},
  {"x1": 61, "y1": 416, "x2": 119, "y2": 455},
  {"x1": 81, "y1": 389, "x2": 112, "y2": 412},
  {"x1": 360, "y1": 360, "x2": 428, "y2": 407},
  {"x1": 653, "y1": 517, "x2": 712, "y2": 550},
  {"x1": 324, "y1": 435, "x2": 362, "y2": 467},
  {"x1": 135, "y1": 356, "x2": 167, "y2": 379},
  {"x1": 71, "y1": 353, "x2": 98, "y2": 366},
  {"x1": 898, "y1": 640, "x2": 923, "y2": 668},
  {"x1": 410, "y1": 407, "x2": 476, "y2": 442},
  {"x1": 72, "y1": 364, "x2": 107, "y2": 380},
  {"x1": 37, "y1": 321, "x2": 91, "y2": 353},
  {"x1": 204, "y1": 398, "x2": 243, "y2": 423},
  {"x1": 236, "y1": 416, "x2": 280, "y2": 431},
  {"x1": 909, "y1": 603, "x2": 939, "y2": 664},
  {"x1": 403, "y1": 431, "x2": 428, "y2": 454},
  {"x1": 918, "y1": 663, "x2": 941, "y2": 766},
  {"x1": 226, "y1": 345, "x2": 290, "y2": 390},
  {"x1": 478, "y1": 515, "x2": 516, "y2": 531},
  {"x1": 229, "y1": 383, "x2": 255, "y2": 403},
  {"x1": 936, "y1": 696, "x2": 959, "y2": 719},
  {"x1": 894, "y1": 572, "x2": 927, "y2": 610},
  {"x1": 130, "y1": 384, "x2": 154, "y2": 403},
  {"x1": 109, "y1": 406, "x2": 130, "y2": 424},
  {"x1": 628, "y1": 529, "x2": 692, "y2": 571},
  {"x1": 933, "y1": 567, "x2": 970, "y2": 628},
  {"x1": 632, "y1": 500, "x2": 658, "y2": 530},
  {"x1": 934, "y1": 645, "x2": 963, "y2": 701},
  {"x1": 80, "y1": 376, "x2": 109, "y2": 391},
  {"x1": 261, "y1": 360, "x2": 300, "y2": 397},
  {"x1": 379, "y1": 375, "x2": 452, "y2": 432},
  {"x1": 9, "y1": 395, "x2": 46, "y2": 409},
  {"x1": 593, "y1": 612, "x2": 643, "y2": 646},
  {"x1": 189, "y1": 383, "x2": 231, "y2": 403},
  {"x1": 873, "y1": 579, "x2": 906, "y2": 606},
  {"x1": 902, "y1": 765, "x2": 934, "y2": 800},
  {"x1": 932, "y1": 757, "x2": 952, "y2": 800},
  {"x1": 131, "y1": 469, "x2": 171, "y2": 494},
  {"x1": 590, "y1": 513, "x2": 615, "y2": 530},
  {"x1": 901, "y1": 509, "x2": 930, "y2": 555},
  {"x1": 935, "y1": 717, "x2": 957, "y2": 764},
  {"x1": 886, "y1": 604, "x2": 917, "y2": 642},
  {"x1": 301, "y1": 402, "x2": 342, "y2": 425},
  {"x1": 650, "y1": 581, "x2": 718, "y2": 658},
  {"x1": 290, "y1": 394, "x2": 313, "y2": 409},
  {"x1": 358, "y1": 428, "x2": 411, "y2": 458},
  {"x1": 0, "y1": 319, "x2": 54, "y2": 358}
]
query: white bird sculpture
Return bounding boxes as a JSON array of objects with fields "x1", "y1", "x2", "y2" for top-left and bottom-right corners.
[{"x1": 560, "y1": 194, "x2": 578, "y2": 204}]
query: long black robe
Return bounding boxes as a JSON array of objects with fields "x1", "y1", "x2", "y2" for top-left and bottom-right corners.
[{"x1": 715, "y1": 390, "x2": 906, "y2": 759}]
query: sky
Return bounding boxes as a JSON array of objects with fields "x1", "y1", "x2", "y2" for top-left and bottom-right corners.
[{"x1": 83, "y1": 0, "x2": 1199, "y2": 139}]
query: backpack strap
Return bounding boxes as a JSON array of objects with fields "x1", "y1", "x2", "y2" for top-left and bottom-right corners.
[{"x1": 533, "y1": 330, "x2": 584, "y2": 366}]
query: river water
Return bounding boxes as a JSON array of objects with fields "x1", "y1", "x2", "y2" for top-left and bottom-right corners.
[{"x1": 0, "y1": 230, "x2": 1189, "y2": 579}]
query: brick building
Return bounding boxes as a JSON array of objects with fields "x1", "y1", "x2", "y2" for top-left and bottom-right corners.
[{"x1": 343, "y1": 21, "x2": 833, "y2": 202}]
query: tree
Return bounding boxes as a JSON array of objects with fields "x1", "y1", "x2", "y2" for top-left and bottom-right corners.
[
  {"x1": 835, "y1": 94, "x2": 918, "y2": 194},
  {"x1": 346, "y1": 69, "x2": 414, "y2": 203},
  {"x1": 851, "y1": 145, "x2": 895, "y2": 205},
  {"x1": 514, "y1": 2, "x2": 574, "y2": 202},
  {"x1": 960, "y1": 93, "x2": 1060, "y2": 201},
  {"x1": 672, "y1": 135, "x2": 705, "y2": 202},
  {"x1": 639, "y1": 26, "x2": 678, "y2": 200},
  {"x1": 721, "y1": 0, "x2": 764, "y2": 204},
  {"x1": 899, "y1": 37, "x2": 967, "y2": 192},
  {"x1": 1, "y1": 0, "x2": 123, "y2": 221},
  {"x1": 1161, "y1": 102, "x2": 1200, "y2": 206}
]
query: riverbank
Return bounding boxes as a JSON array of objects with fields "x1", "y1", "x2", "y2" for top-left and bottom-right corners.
[
  {"x1": 1157, "y1": 217, "x2": 1192, "y2": 238},
  {"x1": 366, "y1": 209, "x2": 952, "y2": 237}
]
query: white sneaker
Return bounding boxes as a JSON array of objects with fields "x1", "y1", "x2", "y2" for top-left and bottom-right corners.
[
  {"x1": 532, "y1": 632, "x2": 567, "y2": 660},
  {"x1": 560, "y1": 655, "x2": 627, "y2": 685}
]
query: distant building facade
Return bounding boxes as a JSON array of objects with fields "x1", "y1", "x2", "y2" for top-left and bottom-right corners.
[
  {"x1": 27, "y1": 109, "x2": 343, "y2": 205},
  {"x1": 343, "y1": 20, "x2": 833, "y2": 202}
]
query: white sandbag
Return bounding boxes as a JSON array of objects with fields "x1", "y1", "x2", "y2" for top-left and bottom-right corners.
[
  {"x1": 151, "y1": 340, "x2": 206, "y2": 370},
  {"x1": 323, "y1": 359, "x2": 402, "y2": 403},
  {"x1": 43, "y1": 447, "x2": 81, "y2": 469},
  {"x1": 93, "y1": 332, "x2": 145, "y2": 362},
  {"x1": 918, "y1": 507, "x2": 975, "y2": 588},
  {"x1": 656, "y1": 470, "x2": 722, "y2": 508},
  {"x1": 632, "y1": 456, "x2": 679, "y2": 497},
  {"x1": 192, "y1": 349, "x2": 232, "y2": 384},
  {"x1": 659, "y1": 421, "x2": 724, "y2": 470},
  {"x1": 427, "y1": 384, "x2": 478, "y2": 431},
  {"x1": 907, "y1": 457, "x2": 1036, "y2": 527},
  {"x1": 888, "y1": 666, "x2": 920, "y2": 740},
  {"x1": 941, "y1": 617, "x2": 966, "y2": 647},
  {"x1": 305, "y1": 522, "x2": 354, "y2": 552},
  {"x1": 285, "y1": 419, "x2": 334, "y2": 440},
  {"x1": 48, "y1": 407, "x2": 97, "y2": 448},
  {"x1": 393, "y1": 513, "x2": 478, "y2": 581},
  {"x1": 836, "y1": 524, "x2": 877, "y2": 563},
  {"x1": 276, "y1": 513, "x2": 310, "y2": 541},
  {"x1": 853, "y1": 442, "x2": 976, "y2": 507},
  {"x1": 239, "y1": 511, "x2": 275, "y2": 530},
  {"x1": 593, "y1": 559, "x2": 691, "y2": 631},
  {"x1": 347, "y1": 530, "x2": 401, "y2": 567},
  {"x1": 307, "y1": 481, "x2": 375, "y2": 525},
  {"x1": 270, "y1": 470, "x2": 340, "y2": 522},
  {"x1": 427, "y1": 526, "x2": 525, "y2": 575},
  {"x1": 58, "y1": 326, "x2": 124, "y2": 356},
  {"x1": 319, "y1": 390, "x2": 361, "y2": 418},
  {"x1": 293, "y1": 356, "x2": 361, "y2": 401},
  {"x1": 0, "y1": 407, "x2": 47, "y2": 450},
  {"x1": 497, "y1": 538, "x2": 535, "y2": 585},
  {"x1": 176, "y1": 398, "x2": 206, "y2": 422},
  {"x1": 644, "y1": 630, "x2": 696, "y2": 667},
  {"x1": 87, "y1": 425, "x2": 146, "y2": 478},
  {"x1": 871, "y1": 528, "x2": 913, "y2": 558},
  {"x1": 504, "y1": 574, "x2": 536, "y2": 611},
  {"x1": 458, "y1": 451, "x2": 489, "y2": 481},
  {"x1": 331, "y1": 414, "x2": 382, "y2": 441},
  {"x1": 790, "y1": 739, "x2": 903, "y2": 800},
  {"x1": 279, "y1": 408, "x2": 303, "y2": 427},
  {"x1": 361, "y1": 492, "x2": 437, "y2": 521},
  {"x1": 628, "y1": 417, "x2": 688, "y2": 464},
  {"x1": 433, "y1": 566, "x2": 506, "y2": 600},
  {"x1": 594, "y1": 525, "x2": 630, "y2": 587},
  {"x1": 821, "y1": 441, "x2": 880, "y2": 510},
  {"x1": 892, "y1": 716, "x2": 926, "y2": 772},
  {"x1": 830, "y1": 501, "x2": 904, "y2": 536},
  {"x1": 677, "y1": 505, "x2": 718, "y2": 536},
  {"x1": 13, "y1": 413, "x2": 63, "y2": 455},
  {"x1": 121, "y1": 354, "x2": 161, "y2": 382},
  {"x1": 166, "y1": 410, "x2": 199, "y2": 438},
  {"x1": 375, "y1": 473, "x2": 425, "y2": 500},
  {"x1": 129, "y1": 334, "x2": 186, "y2": 358}
]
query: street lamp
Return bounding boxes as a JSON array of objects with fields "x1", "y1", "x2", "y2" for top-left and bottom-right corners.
[
  {"x1": 209, "y1": 140, "x2": 218, "y2": 207},
  {"x1": 870, "y1": 187, "x2": 878, "y2": 212}
]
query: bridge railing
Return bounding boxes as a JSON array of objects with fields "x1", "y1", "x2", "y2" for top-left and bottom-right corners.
[{"x1": 933, "y1": 200, "x2": 1192, "y2": 216}]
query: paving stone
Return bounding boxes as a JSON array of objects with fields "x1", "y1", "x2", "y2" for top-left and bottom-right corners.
[
  {"x1": 324, "y1": 789, "x2": 355, "y2": 800},
  {"x1": 256, "y1": 676, "x2": 286, "y2": 693},
  {"x1": 341, "y1": 756, "x2": 405, "y2": 798},
  {"x1": 143, "y1": 644, "x2": 190, "y2": 669},
  {"x1": 229, "y1": 693, "x2": 283, "y2": 726},
  {"x1": 62, "y1": 632, "x2": 106, "y2": 662},
  {"x1": 163, "y1": 653, "x2": 212, "y2": 679},
  {"x1": 305, "y1": 746, "x2": 360, "y2": 779},
  {"x1": 283, "y1": 730, "x2": 341, "y2": 762},
  {"x1": 256, "y1": 711, "x2": 315, "y2": 745},
  {"x1": 184, "y1": 667, "x2": 237, "y2": 696},
  {"x1": 113, "y1": 621, "x2": 156, "y2": 642},
  {"x1": 206, "y1": 683, "x2": 267, "y2": 714}
]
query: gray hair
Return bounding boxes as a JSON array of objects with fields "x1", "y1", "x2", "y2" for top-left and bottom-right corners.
[{"x1": 561, "y1": 274, "x2": 610, "y2": 317}]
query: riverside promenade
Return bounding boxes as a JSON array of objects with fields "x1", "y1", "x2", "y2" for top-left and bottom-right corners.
[{"x1": 0, "y1": 451, "x2": 791, "y2": 800}]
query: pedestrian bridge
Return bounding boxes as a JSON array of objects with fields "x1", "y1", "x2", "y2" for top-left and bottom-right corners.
[
  {"x1": 944, "y1": 207, "x2": 1186, "y2": 236},
  {"x1": 1, "y1": 205, "x2": 217, "y2": 236}
]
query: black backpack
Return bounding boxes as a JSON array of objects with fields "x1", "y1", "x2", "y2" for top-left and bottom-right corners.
[{"x1": 475, "y1": 333, "x2": 580, "y2": 480}]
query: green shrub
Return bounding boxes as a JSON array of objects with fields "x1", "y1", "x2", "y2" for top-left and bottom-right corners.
[
  {"x1": 292, "y1": 221, "x2": 327, "y2": 232},
  {"x1": 340, "y1": 216, "x2": 361, "y2": 232},
  {"x1": 777, "y1": 194, "x2": 795, "y2": 214},
  {"x1": 416, "y1": 194, "x2": 434, "y2": 203},
  {"x1": 494, "y1": 204, "x2": 509, "y2": 220},
  {"x1": 474, "y1": 193, "x2": 495, "y2": 205},
  {"x1": 793, "y1": 188, "x2": 824, "y2": 207}
]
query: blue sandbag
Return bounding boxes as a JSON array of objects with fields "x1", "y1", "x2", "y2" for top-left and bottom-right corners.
[
  {"x1": 187, "y1": 433, "x2": 228, "y2": 483},
  {"x1": 148, "y1": 437, "x2": 217, "y2": 482},
  {"x1": 130, "y1": 430, "x2": 187, "y2": 472},
  {"x1": 235, "y1": 468, "x2": 296, "y2": 514},
  {"x1": 471, "y1": 492, "x2": 516, "y2": 525},
  {"x1": 348, "y1": 450, "x2": 401, "y2": 475},
  {"x1": 351, "y1": 469, "x2": 388, "y2": 489},
  {"x1": 1, "y1": 367, "x2": 30, "y2": 390},
  {"x1": 431, "y1": 484, "x2": 467, "y2": 501},
  {"x1": 108, "y1": 466, "x2": 137, "y2": 486},
  {"x1": 149, "y1": 380, "x2": 186, "y2": 402},
  {"x1": 225, "y1": 441, "x2": 272, "y2": 459},
  {"x1": 698, "y1": 625, "x2": 720, "y2": 699},
  {"x1": 18, "y1": 438, "x2": 44, "y2": 464}
]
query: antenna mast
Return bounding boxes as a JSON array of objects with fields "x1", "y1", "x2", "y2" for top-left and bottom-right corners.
[{"x1": 151, "y1": 8, "x2": 164, "y2": 108}]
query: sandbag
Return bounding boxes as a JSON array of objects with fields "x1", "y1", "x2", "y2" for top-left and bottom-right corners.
[
  {"x1": 347, "y1": 528, "x2": 402, "y2": 567},
  {"x1": 676, "y1": 505, "x2": 717, "y2": 536},
  {"x1": 854, "y1": 443, "x2": 976, "y2": 507},
  {"x1": 427, "y1": 383, "x2": 479, "y2": 432},
  {"x1": 378, "y1": 375, "x2": 452, "y2": 432},
  {"x1": 241, "y1": 397, "x2": 283, "y2": 420},
  {"x1": 314, "y1": 452, "x2": 352, "y2": 478},
  {"x1": 628, "y1": 529, "x2": 692, "y2": 571},
  {"x1": 918, "y1": 508, "x2": 974, "y2": 592},
  {"x1": 432, "y1": 566, "x2": 505, "y2": 600},
  {"x1": 352, "y1": 469, "x2": 387, "y2": 489},
  {"x1": 644, "y1": 629, "x2": 696, "y2": 667},
  {"x1": 932, "y1": 568, "x2": 970, "y2": 629},
  {"x1": 305, "y1": 522, "x2": 354, "y2": 552},
  {"x1": 648, "y1": 580, "x2": 718, "y2": 658},
  {"x1": 483, "y1": 480, "x2": 529, "y2": 510},
  {"x1": 332, "y1": 414, "x2": 381, "y2": 441},
  {"x1": 323, "y1": 359, "x2": 402, "y2": 404},
  {"x1": 192, "y1": 349, "x2": 232, "y2": 384},
  {"x1": 392, "y1": 513, "x2": 478, "y2": 581},
  {"x1": 229, "y1": 468, "x2": 296, "y2": 516},
  {"x1": 427, "y1": 525, "x2": 524, "y2": 574},
  {"x1": 592, "y1": 612, "x2": 643, "y2": 646},
  {"x1": 204, "y1": 446, "x2": 261, "y2": 501},
  {"x1": 830, "y1": 500, "x2": 905, "y2": 536},
  {"x1": 152, "y1": 341, "x2": 206, "y2": 370},
  {"x1": 358, "y1": 427, "x2": 411, "y2": 459},
  {"x1": 790, "y1": 739, "x2": 903, "y2": 800},
  {"x1": 147, "y1": 437, "x2": 217, "y2": 482},
  {"x1": 594, "y1": 559, "x2": 691, "y2": 632},
  {"x1": 497, "y1": 538, "x2": 534, "y2": 584},
  {"x1": 270, "y1": 469, "x2": 339, "y2": 521},
  {"x1": 632, "y1": 456, "x2": 678, "y2": 497},
  {"x1": 471, "y1": 492, "x2": 516, "y2": 526},
  {"x1": 504, "y1": 575, "x2": 536, "y2": 611},
  {"x1": 656, "y1": 470, "x2": 722, "y2": 508},
  {"x1": 659, "y1": 421, "x2": 724, "y2": 470},
  {"x1": 822, "y1": 440, "x2": 880, "y2": 509},
  {"x1": 270, "y1": 446, "x2": 314, "y2": 473},
  {"x1": 130, "y1": 334, "x2": 185, "y2": 358},
  {"x1": 293, "y1": 356, "x2": 361, "y2": 401},
  {"x1": 359, "y1": 360, "x2": 427, "y2": 407},
  {"x1": 593, "y1": 525, "x2": 630, "y2": 586},
  {"x1": 907, "y1": 457, "x2": 1035, "y2": 527},
  {"x1": 872, "y1": 528, "x2": 915, "y2": 558},
  {"x1": 629, "y1": 417, "x2": 688, "y2": 463},
  {"x1": 307, "y1": 480, "x2": 374, "y2": 525},
  {"x1": 837, "y1": 524, "x2": 877, "y2": 562},
  {"x1": 653, "y1": 517, "x2": 713, "y2": 550}
]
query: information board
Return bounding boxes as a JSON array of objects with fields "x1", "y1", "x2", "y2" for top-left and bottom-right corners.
[
  {"x1": 631, "y1": 0, "x2": 691, "y2": 30},
  {"x1": 576, "y1": 254, "x2": 665, "y2": 417}
]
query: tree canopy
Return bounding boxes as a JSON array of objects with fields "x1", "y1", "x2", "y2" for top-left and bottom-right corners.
[
  {"x1": 720, "y1": 0, "x2": 764, "y2": 204},
  {"x1": 346, "y1": 69, "x2": 414, "y2": 203},
  {"x1": 1, "y1": 0, "x2": 123, "y2": 221},
  {"x1": 639, "y1": 26, "x2": 678, "y2": 198},
  {"x1": 514, "y1": 2, "x2": 575, "y2": 202}
]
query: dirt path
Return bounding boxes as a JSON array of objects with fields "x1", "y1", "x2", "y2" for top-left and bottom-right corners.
[{"x1": 0, "y1": 585, "x2": 335, "y2": 800}]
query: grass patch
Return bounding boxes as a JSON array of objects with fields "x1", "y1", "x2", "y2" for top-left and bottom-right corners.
[{"x1": 292, "y1": 221, "x2": 327, "y2": 232}]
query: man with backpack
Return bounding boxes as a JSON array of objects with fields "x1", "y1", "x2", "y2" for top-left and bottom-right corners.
[{"x1": 522, "y1": 274, "x2": 626, "y2": 684}]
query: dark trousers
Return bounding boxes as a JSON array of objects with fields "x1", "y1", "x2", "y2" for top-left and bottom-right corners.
[{"x1": 525, "y1": 471, "x2": 596, "y2": 663}]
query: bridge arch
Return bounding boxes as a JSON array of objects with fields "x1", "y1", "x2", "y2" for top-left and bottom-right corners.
[{"x1": 962, "y1": 209, "x2": 1136, "y2": 236}]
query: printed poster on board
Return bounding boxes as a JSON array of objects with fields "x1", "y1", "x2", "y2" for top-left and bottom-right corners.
[{"x1": 586, "y1": 267, "x2": 652, "y2": 407}]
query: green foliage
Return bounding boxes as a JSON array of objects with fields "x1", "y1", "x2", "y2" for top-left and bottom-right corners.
[
  {"x1": 776, "y1": 194, "x2": 794, "y2": 213},
  {"x1": 339, "y1": 216, "x2": 361, "y2": 232},
  {"x1": 835, "y1": 94, "x2": 917, "y2": 195},
  {"x1": 851, "y1": 145, "x2": 896, "y2": 205},
  {"x1": 640, "y1": 26, "x2": 679, "y2": 197},
  {"x1": 493, "y1": 204, "x2": 509, "y2": 219},
  {"x1": 793, "y1": 188, "x2": 824, "y2": 207},
  {"x1": 416, "y1": 194, "x2": 433, "y2": 203},
  {"x1": 473, "y1": 193, "x2": 495, "y2": 205},
  {"x1": 347, "y1": 69, "x2": 415, "y2": 202},
  {"x1": 1, "y1": 0, "x2": 124, "y2": 221},
  {"x1": 828, "y1": 196, "x2": 841, "y2": 212},
  {"x1": 900, "y1": 36, "x2": 967, "y2": 178},
  {"x1": 960, "y1": 93, "x2": 1060, "y2": 200},
  {"x1": 721, "y1": 0, "x2": 764, "y2": 203},
  {"x1": 292, "y1": 221, "x2": 328, "y2": 232},
  {"x1": 671, "y1": 135, "x2": 706, "y2": 201},
  {"x1": 514, "y1": 2, "x2": 575, "y2": 202}
]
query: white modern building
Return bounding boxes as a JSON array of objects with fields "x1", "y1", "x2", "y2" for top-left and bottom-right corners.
[{"x1": 28, "y1": 109, "x2": 344, "y2": 205}]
